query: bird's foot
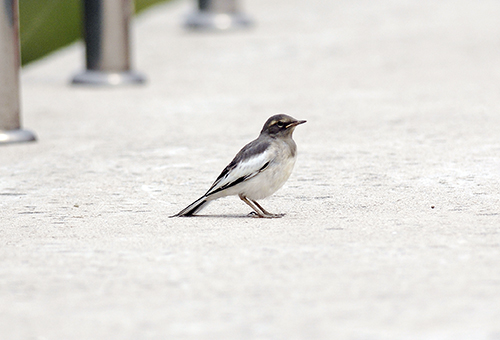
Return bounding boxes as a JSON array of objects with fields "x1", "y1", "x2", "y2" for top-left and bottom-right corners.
[
  {"x1": 266, "y1": 213, "x2": 285, "y2": 218},
  {"x1": 248, "y1": 211, "x2": 285, "y2": 219}
]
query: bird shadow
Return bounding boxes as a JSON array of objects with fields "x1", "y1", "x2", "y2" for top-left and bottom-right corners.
[{"x1": 171, "y1": 213, "x2": 285, "y2": 219}]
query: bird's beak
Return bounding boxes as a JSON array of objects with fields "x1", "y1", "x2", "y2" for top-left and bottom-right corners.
[{"x1": 286, "y1": 120, "x2": 307, "y2": 129}]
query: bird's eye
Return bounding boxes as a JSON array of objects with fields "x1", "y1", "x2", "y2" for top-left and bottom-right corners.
[{"x1": 277, "y1": 121, "x2": 285, "y2": 128}]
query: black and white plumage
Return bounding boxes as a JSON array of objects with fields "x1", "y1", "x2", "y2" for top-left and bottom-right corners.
[{"x1": 172, "y1": 114, "x2": 306, "y2": 218}]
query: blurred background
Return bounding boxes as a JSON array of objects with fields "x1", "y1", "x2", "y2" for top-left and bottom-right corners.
[{"x1": 19, "y1": 0, "x2": 171, "y2": 65}]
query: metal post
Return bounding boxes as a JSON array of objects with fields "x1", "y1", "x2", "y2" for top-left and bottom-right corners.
[
  {"x1": 72, "y1": 0, "x2": 145, "y2": 86},
  {"x1": 0, "y1": 0, "x2": 36, "y2": 144},
  {"x1": 185, "y1": 0, "x2": 253, "y2": 30}
]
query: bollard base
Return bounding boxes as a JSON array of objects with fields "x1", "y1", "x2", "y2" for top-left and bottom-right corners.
[
  {"x1": 0, "y1": 129, "x2": 37, "y2": 145},
  {"x1": 185, "y1": 11, "x2": 253, "y2": 30},
  {"x1": 72, "y1": 70, "x2": 146, "y2": 86}
]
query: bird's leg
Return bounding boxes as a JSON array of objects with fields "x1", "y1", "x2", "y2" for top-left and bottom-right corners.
[
  {"x1": 239, "y1": 195, "x2": 267, "y2": 218},
  {"x1": 250, "y1": 199, "x2": 285, "y2": 218}
]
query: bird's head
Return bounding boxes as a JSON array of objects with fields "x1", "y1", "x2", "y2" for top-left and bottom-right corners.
[{"x1": 260, "y1": 114, "x2": 306, "y2": 138}]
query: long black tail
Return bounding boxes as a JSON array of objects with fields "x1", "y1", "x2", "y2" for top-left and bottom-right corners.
[{"x1": 171, "y1": 196, "x2": 211, "y2": 217}]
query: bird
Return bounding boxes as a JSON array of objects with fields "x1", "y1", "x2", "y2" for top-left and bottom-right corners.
[{"x1": 171, "y1": 114, "x2": 306, "y2": 218}]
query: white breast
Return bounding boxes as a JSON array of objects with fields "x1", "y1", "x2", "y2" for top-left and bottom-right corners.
[
  {"x1": 240, "y1": 155, "x2": 296, "y2": 200},
  {"x1": 208, "y1": 138, "x2": 298, "y2": 201},
  {"x1": 234, "y1": 139, "x2": 297, "y2": 200}
]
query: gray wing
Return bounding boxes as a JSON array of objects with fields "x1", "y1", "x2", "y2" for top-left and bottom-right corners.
[{"x1": 204, "y1": 137, "x2": 273, "y2": 197}]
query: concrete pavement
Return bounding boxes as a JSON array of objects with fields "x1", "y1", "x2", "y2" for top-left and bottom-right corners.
[{"x1": 1, "y1": 0, "x2": 500, "y2": 339}]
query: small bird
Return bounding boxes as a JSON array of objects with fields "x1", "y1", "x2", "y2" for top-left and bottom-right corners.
[{"x1": 172, "y1": 114, "x2": 306, "y2": 218}]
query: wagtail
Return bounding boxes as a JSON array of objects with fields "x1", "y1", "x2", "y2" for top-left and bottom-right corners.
[{"x1": 172, "y1": 114, "x2": 306, "y2": 218}]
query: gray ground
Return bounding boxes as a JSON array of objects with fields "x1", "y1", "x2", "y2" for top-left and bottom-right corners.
[{"x1": 1, "y1": 0, "x2": 500, "y2": 339}]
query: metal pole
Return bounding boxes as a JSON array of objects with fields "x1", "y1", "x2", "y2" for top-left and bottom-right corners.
[
  {"x1": 185, "y1": 0, "x2": 253, "y2": 30},
  {"x1": 72, "y1": 0, "x2": 145, "y2": 86},
  {"x1": 0, "y1": 0, "x2": 36, "y2": 144}
]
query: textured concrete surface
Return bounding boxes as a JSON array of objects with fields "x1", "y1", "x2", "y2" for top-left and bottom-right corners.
[{"x1": 1, "y1": 0, "x2": 500, "y2": 339}]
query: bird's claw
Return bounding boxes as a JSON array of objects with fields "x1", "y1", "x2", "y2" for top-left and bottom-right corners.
[{"x1": 248, "y1": 211, "x2": 285, "y2": 219}]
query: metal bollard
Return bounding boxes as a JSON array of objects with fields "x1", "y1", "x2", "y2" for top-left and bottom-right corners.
[
  {"x1": 0, "y1": 0, "x2": 36, "y2": 144},
  {"x1": 185, "y1": 0, "x2": 253, "y2": 30},
  {"x1": 72, "y1": 0, "x2": 145, "y2": 86}
]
